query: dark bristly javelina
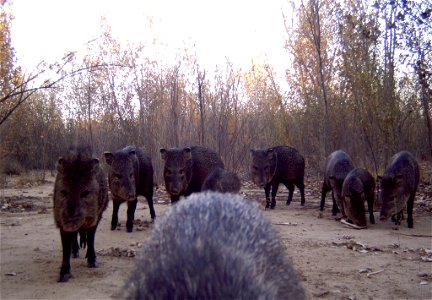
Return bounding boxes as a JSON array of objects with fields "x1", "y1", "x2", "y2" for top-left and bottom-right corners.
[
  {"x1": 160, "y1": 146, "x2": 224, "y2": 203},
  {"x1": 250, "y1": 146, "x2": 305, "y2": 209},
  {"x1": 341, "y1": 168, "x2": 375, "y2": 229},
  {"x1": 121, "y1": 192, "x2": 306, "y2": 300},
  {"x1": 320, "y1": 150, "x2": 355, "y2": 217},
  {"x1": 379, "y1": 151, "x2": 420, "y2": 228},
  {"x1": 104, "y1": 146, "x2": 155, "y2": 232},
  {"x1": 53, "y1": 146, "x2": 108, "y2": 282},
  {"x1": 202, "y1": 167, "x2": 241, "y2": 193}
]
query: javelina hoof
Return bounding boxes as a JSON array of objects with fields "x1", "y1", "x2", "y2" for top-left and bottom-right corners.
[
  {"x1": 88, "y1": 261, "x2": 97, "y2": 268},
  {"x1": 72, "y1": 253, "x2": 79, "y2": 258},
  {"x1": 111, "y1": 222, "x2": 120, "y2": 231},
  {"x1": 286, "y1": 200, "x2": 291, "y2": 206},
  {"x1": 58, "y1": 272, "x2": 72, "y2": 283}
]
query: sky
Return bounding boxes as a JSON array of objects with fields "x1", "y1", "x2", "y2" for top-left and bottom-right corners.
[{"x1": 9, "y1": 0, "x2": 297, "y2": 76}]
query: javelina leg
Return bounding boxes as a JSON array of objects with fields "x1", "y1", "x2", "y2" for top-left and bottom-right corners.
[
  {"x1": 146, "y1": 194, "x2": 156, "y2": 220},
  {"x1": 126, "y1": 199, "x2": 138, "y2": 232},
  {"x1": 320, "y1": 183, "x2": 329, "y2": 211},
  {"x1": 285, "y1": 182, "x2": 294, "y2": 206},
  {"x1": 298, "y1": 181, "x2": 305, "y2": 206},
  {"x1": 85, "y1": 227, "x2": 97, "y2": 268},
  {"x1": 270, "y1": 182, "x2": 279, "y2": 209},
  {"x1": 111, "y1": 199, "x2": 121, "y2": 230},
  {"x1": 58, "y1": 230, "x2": 74, "y2": 282},
  {"x1": 79, "y1": 231, "x2": 87, "y2": 248},
  {"x1": 367, "y1": 196, "x2": 375, "y2": 224},
  {"x1": 331, "y1": 192, "x2": 340, "y2": 216},
  {"x1": 72, "y1": 232, "x2": 79, "y2": 258},
  {"x1": 264, "y1": 183, "x2": 271, "y2": 209},
  {"x1": 407, "y1": 192, "x2": 415, "y2": 228}
]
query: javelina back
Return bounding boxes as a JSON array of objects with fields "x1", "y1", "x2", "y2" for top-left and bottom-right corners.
[
  {"x1": 160, "y1": 146, "x2": 224, "y2": 203},
  {"x1": 121, "y1": 192, "x2": 306, "y2": 299},
  {"x1": 250, "y1": 146, "x2": 305, "y2": 209},
  {"x1": 379, "y1": 151, "x2": 420, "y2": 228},
  {"x1": 53, "y1": 146, "x2": 108, "y2": 282},
  {"x1": 104, "y1": 146, "x2": 155, "y2": 232},
  {"x1": 341, "y1": 168, "x2": 375, "y2": 229},
  {"x1": 202, "y1": 167, "x2": 241, "y2": 193},
  {"x1": 320, "y1": 150, "x2": 355, "y2": 217}
]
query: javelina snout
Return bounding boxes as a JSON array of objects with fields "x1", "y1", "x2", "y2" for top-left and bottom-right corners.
[{"x1": 121, "y1": 192, "x2": 306, "y2": 299}]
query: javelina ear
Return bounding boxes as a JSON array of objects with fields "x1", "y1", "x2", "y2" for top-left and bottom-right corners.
[
  {"x1": 267, "y1": 149, "x2": 274, "y2": 160},
  {"x1": 91, "y1": 158, "x2": 100, "y2": 172},
  {"x1": 183, "y1": 147, "x2": 192, "y2": 160},
  {"x1": 104, "y1": 152, "x2": 114, "y2": 165},
  {"x1": 128, "y1": 150, "x2": 137, "y2": 161},
  {"x1": 160, "y1": 149, "x2": 167, "y2": 160},
  {"x1": 56, "y1": 157, "x2": 65, "y2": 173}
]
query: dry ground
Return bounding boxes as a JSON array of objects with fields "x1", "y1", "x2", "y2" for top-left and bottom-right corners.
[{"x1": 1, "y1": 171, "x2": 431, "y2": 300}]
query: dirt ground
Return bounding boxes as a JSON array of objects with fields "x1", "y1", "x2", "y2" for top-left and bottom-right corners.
[{"x1": 1, "y1": 171, "x2": 431, "y2": 300}]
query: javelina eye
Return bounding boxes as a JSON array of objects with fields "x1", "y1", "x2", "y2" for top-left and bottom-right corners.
[
  {"x1": 60, "y1": 190, "x2": 67, "y2": 197},
  {"x1": 80, "y1": 191, "x2": 90, "y2": 198},
  {"x1": 114, "y1": 174, "x2": 122, "y2": 179}
]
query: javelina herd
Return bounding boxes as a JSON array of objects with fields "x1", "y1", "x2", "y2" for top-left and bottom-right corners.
[
  {"x1": 121, "y1": 192, "x2": 306, "y2": 299},
  {"x1": 52, "y1": 144, "x2": 421, "y2": 287}
]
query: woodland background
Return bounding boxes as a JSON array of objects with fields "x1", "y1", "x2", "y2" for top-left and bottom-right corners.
[{"x1": 1, "y1": 0, "x2": 431, "y2": 182}]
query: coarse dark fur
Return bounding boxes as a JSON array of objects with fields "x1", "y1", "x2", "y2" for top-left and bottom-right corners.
[
  {"x1": 160, "y1": 146, "x2": 224, "y2": 203},
  {"x1": 202, "y1": 167, "x2": 241, "y2": 193},
  {"x1": 53, "y1": 146, "x2": 108, "y2": 282},
  {"x1": 342, "y1": 168, "x2": 375, "y2": 228},
  {"x1": 121, "y1": 192, "x2": 306, "y2": 300},
  {"x1": 250, "y1": 146, "x2": 305, "y2": 209},
  {"x1": 104, "y1": 146, "x2": 155, "y2": 232},
  {"x1": 380, "y1": 151, "x2": 420, "y2": 228},
  {"x1": 321, "y1": 150, "x2": 355, "y2": 217}
]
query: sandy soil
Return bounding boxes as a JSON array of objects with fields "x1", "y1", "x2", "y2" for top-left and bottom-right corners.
[{"x1": 1, "y1": 173, "x2": 431, "y2": 300}]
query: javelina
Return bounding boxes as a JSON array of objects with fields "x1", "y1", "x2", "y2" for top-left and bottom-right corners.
[
  {"x1": 121, "y1": 192, "x2": 306, "y2": 299},
  {"x1": 379, "y1": 151, "x2": 420, "y2": 228},
  {"x1": 160, "y1": 146, "x2": 224, "y2": 203},
  {"x1": 250, "y1": 146, "x2": 305, "y2": 209},
  {"x1": 104, "y1": 146, "x2": 155, "y2": 232},
  {"x1": 341, "y1": 168, "x2": 375, "y2": 229},
  {"x1": 320, "y1": 150, "x2": 355, "y2": 217},
  {"x1": 53, "y1": 146, "x2": 108, "y2": 282},
  {"x1": 202, "y1": 167, "x2": 241, "y2": 193}
]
